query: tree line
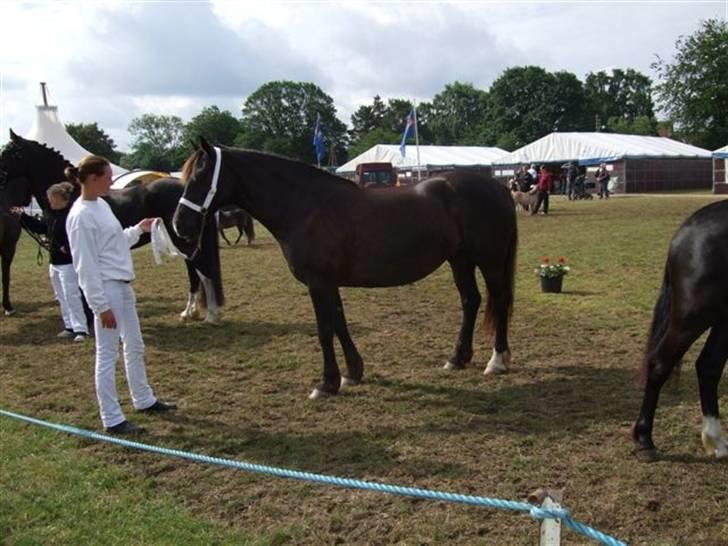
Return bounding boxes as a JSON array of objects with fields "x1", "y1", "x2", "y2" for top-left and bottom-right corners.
[{"x1": 66, "y1": 19, "x2": 727, "y2": 171}]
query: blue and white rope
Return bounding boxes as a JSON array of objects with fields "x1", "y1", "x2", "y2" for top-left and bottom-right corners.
[{"x1": 0, "y1": 408, "x2": 627, "y2": 546}]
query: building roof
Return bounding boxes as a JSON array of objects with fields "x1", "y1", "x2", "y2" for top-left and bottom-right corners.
[
  {"x1": 493, "y1": 132, "x2": 712, "y2": 166},
  {"x1": 336, "y1": 144, "x2": 508, "y2": 174}
]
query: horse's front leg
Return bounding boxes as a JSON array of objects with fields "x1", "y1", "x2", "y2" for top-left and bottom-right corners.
[
  {"x1": 333, "y1": 289, "x2": 364, "y2": 387},
  {"x1": 180, "y1": 261, "x2": 201, "y2": 321},
  {"x1": 697, "y1": 323, "x2": 728, "y2": 459},
  {"x1": 444, "y1": 257, "x2": 479, "y2": 370},
  {"x1": 2, "y1": 247, "x2": 17, "y2": 316},
  {"x1": 196, "y1": 270, "x2": 222, "y2": 325},
  {"x1": 308, "y1": 283, "x2": 342, "y2": 399}
]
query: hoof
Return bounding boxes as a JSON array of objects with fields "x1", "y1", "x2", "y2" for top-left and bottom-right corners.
[
  {"x1": 443, "y1": 361, "x2": 464, "y2": 370},
  {"x1": 204, "y1": 317, "x2": 223, "y2": 326},
  {"x1": 340, "y1": 376, "x2": 359, "y2": 388},
  {"x1": 483, "y1": 365, "x2": 507, "y2": 376},
  {"x1": 633, "y1": 447, "x2": 659, "y2": 463},
  {"x1": 309, "y1": 388, "x2": 336, "y2": 400},
  {"x1": 4, "y1": 309, "x2": 16, "y2": 317}
]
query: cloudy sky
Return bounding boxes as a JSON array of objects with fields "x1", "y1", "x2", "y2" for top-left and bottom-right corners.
[{"x1": 1, "y1": 1, "x2": 726, "y2": 151}]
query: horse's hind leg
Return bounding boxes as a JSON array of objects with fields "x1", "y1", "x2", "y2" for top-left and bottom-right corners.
[
  {"x1": 308, "y1": 283, "x2": 342, "y2": 399},
  {"x1": 219, "y1": 227, "x2": 232, "y2": 246},
  {"x1": 2, "y1": 246, "x2": 17, "y2": 316},
  {"x1": 444, "y1": 256, "x2": 480, "y2": 370},
  {"x1": 480, "y1": 266, "x2": 512, "y2": 375},
  {"x1": 243, "y1": 215, "x2": 255, "y2": 245},
  {"x1": 633, "y1": 322, "x2": 704, "y2": 461},
  {"x1": 697, "y1": 322, "x2": 728, "y2": 458},
  {"x1": 333, "y1": 290, "x2": 364, "y2": 387}
]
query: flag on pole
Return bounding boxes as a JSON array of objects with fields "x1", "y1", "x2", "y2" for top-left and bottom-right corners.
[
  {"x1": 399, "y1": 108, "x2": 416, "y2": 157},
  {"x1": 313, "y1": 113, "x2": 325, "y2": 164}
]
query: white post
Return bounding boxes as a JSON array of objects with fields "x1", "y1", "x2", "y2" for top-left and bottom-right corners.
[{"x1": 539, "y1": 495, "x2": 562, "y2": 546}]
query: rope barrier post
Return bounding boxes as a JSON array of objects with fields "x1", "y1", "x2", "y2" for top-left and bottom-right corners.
[{"x1": 529, "y1": 488, "x2": 563, "y2": 546}]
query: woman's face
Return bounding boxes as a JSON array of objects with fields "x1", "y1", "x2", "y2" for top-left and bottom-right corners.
[{"x1": 88, "y1": 165, "x2": 113, "y2": 196}]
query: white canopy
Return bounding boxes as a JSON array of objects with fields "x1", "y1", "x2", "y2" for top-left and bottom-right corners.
[
  {"x1": 110, "y1": 170, "x2": 170, "y2": 190},
  {"x1": 714, "y1": 145, "x2": 728, "y2": 159},
  {"x1": 336, "y1": 144, "x2": 508, "y2": 174},
  {"x1": 493, "y1": 132, "x2": 712, "y2": 166},
  {"x1": 25, "y1": 103, "x2": 127, "y2": 179}
]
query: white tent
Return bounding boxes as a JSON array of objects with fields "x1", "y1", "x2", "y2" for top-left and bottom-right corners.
[
  {"x1": 493, "y1": 132, "x2": 711, "y2": 166},
  {"x1": 336, "y1": 144, "x2": 508, "y2": 175},
  {"x1": 24, "y1": 85, "x2": 127, "y2": 178},
  {"x1": 714, "y1": 145, "x2": 728, "y2": 159}
]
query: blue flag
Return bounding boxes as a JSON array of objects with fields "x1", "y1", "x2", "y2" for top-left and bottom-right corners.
[
  {"x1": 399, "y1": 108, "x2": 416, "y2": 157},
  {"x1": 313, "y1": 113, "x2": 325, "y2": 164}
]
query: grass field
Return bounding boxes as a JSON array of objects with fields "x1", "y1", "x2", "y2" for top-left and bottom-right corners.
[{"x1": 2, "y1": 193, "x2": 727, "y2": 545}]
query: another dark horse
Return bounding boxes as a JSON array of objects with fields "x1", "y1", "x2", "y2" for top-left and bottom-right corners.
[
  {"x1": 633, "y1": 199, "x2": 728, "y2": 461},
  {"x1": 173, "y1": 139, "x2": 518, "y2": 399},
  {"x1": 217, "y1": 205, "x2": 255, "y2": 245},
  {"x1": 0, "y1": 131, "x2": 225, "y2": 323}
]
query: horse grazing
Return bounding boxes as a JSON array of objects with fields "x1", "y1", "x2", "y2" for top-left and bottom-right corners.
[
  {"x1": 217, "y1": 205, "x2": 255, "y2": 245},
  {"x1": 0, "y1": 131, "x2": 224, "y2": 323},
  {"x1": 633, "y1": 200, "x2": 728, "y2": 461},
  {"x1": 173, "y1": 138, "x2": 518, "y2": 399}
]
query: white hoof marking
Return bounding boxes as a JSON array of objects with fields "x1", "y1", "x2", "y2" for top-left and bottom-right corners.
[
  {"x1": 484, "y1": 349, "x2": 508, "y2": 376},
  {"x1": 701, "y1": 416, "x2": 728, "y2": 458},
  {"x1": 340, "y1": 377, "x2": 358, "y2": 388},
  {"x1": 443, "y1": 361, "x2": 461, "y2": 370},
  {"x1": 309, "y1": 388, "x2": 334, "y2": 400}
]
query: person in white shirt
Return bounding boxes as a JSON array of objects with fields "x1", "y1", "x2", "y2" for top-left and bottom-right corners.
[{"x1": 65, "y1": 155, "x2": 176, "y2": 435}]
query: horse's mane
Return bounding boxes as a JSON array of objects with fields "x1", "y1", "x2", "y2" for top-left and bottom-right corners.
[{"x1": 181, "y1": 146, "x2": 358, "y2": 190}]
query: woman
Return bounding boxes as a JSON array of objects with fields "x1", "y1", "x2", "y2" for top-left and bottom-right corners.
[
  {"x1": 531, "y1": 165, "x2": 553, "y2": 216},
  {"x1": 65, "y1": 155, "x2": 175, "y2": 435},
  {"x1": 11, "y1": 182, "x2": 90, "y2": 341}
]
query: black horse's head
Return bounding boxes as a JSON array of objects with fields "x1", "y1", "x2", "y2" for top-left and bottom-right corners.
[
  {"x1": 0, "y1": 129, "x2": 71, "y2": 210},
  {"x1": 173, "y1": 137, "x2": 226, "y2": 244}
]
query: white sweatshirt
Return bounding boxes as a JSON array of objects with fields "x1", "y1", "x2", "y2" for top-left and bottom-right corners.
[{"x1": 66, "y1": 198, "x2": 143, "y2": 315}]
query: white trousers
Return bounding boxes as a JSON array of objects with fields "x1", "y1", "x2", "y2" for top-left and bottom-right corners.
[
  {"x1": 49, "y1": 264, "x2": 88, "y2": 334},
  {"x1": 94, "y1": 280, "x2": 156, "y2": 428}
]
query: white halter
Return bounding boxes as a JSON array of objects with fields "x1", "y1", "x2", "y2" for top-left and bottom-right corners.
[{"x1": 178, "y1": 146, "x2": 222, "y2": 214}]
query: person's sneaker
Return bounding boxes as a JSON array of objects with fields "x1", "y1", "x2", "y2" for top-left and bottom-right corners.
[
  {"x1": 105, "y1": 420, "x2": 144, "y2": 435},
  {"x1": 138, "y1": 400, "x2": 177, "y2": 413},
  {"x1": 73, "y1": 333, "x2": 89, "y2": 342},
  {"x1": 57, "y1": 329, "x2": 74, "y2": 339}
]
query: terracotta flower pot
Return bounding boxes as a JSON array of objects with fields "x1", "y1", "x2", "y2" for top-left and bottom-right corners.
[{"x1": 540, "y1": 275, "x2": 563, "y2": 293}]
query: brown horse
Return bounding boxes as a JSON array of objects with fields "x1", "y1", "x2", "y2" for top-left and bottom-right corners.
[
  {"x1": 0, "y1": 197, "x2": 22, "y2": 315},
  {"x1": 173, "y1": 139, "x2": 518, "y2": 399},
  {"x1": 217, "y1": 205, "x2": 255, "y2": 245},
  {"x1": 633, "y1": 199, "x2": 728, "y2": 461}
]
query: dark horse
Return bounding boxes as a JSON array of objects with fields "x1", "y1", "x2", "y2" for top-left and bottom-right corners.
[
  {"x1": 173, "y1": 139, "x2": 518, "y2": 399},
  {"x1": 0, "y1": 131, "x2": 224, "y2": 323},
  {"x1": 217, "y1": 205, "x2": 255, "y2": 246},
  {"x1": 0, "y1": 187, "x2": 22, "y2": 315},
  {"x1": 633, "y1": 199, "x2": 728, "y2": 461}
]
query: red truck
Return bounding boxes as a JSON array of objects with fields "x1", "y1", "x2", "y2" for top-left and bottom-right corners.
[{"x1": 355, "y1": 162, "x2": 398, "y2": 188}]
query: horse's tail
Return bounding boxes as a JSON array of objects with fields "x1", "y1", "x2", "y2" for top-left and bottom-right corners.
[
  {"x1": 200, "y1": 217, "x2": 225, "y2": 307},
  {"x1": 483, "y1": 214, "x2": 518, "y2": 338},
  {"x1": 640, "y1": 265, "x2": 673, "y2": 385}
]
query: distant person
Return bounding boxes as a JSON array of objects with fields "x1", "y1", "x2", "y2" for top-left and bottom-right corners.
[
  {"x1": 65, "y1": 155, "x2": 176, "y2": 435},
  {"x1": 10, "y1": 182, "x2": 91, "y2": 341},
  {"x1": 565, "y1": 161, "x2": 579, "y2": 200},
  {"x1": 528, "y1": 164, "x2": 538, "y2": 183},
  {"x1": 596, "y1": 163, "x2": 611, "y2": 199},
  {"x1": 531, "y1": 165, "x2": 553, "y2": 216},
  {"x1": 516, "y1": 165, "x2": 534, "y2": 192}
]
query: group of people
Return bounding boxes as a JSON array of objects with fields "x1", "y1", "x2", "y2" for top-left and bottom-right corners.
[{"x1": 12, "y1": 155, "x2": 175, "y2": 435}]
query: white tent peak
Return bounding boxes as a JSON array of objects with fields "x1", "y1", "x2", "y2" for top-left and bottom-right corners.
[{"x1": 24, "y1": 83, "x2": 127, "y2": 178}]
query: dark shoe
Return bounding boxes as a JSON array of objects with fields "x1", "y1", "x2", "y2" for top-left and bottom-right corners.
[
  {"x1": 105, "y1": 420, "x2": 144, "y2": 435},
  {"x1": 138, "y1": 400, "x2": 177, "y2": 413}
]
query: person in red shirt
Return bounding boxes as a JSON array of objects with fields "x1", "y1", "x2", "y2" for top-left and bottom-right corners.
[{"x1": 531, "y1": 165, "x2": 553, "y2": 215}]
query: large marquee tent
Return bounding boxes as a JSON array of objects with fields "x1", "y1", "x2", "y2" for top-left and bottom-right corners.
[
  {"x1": 336, "y1": 145, "x2": 508, "y2": 180},
  {"x1": 493, "y1": 132, "x2": 712, "y2": 193}
]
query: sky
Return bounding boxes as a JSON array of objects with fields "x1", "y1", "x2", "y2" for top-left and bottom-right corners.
[{"x1": 1, "y1": 0, "x2": 727, "y2": 152}]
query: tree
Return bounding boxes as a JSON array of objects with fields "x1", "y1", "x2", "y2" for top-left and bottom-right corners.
[
  {"x1": 183, "y1": 106, "x2": 242, "y2": 147},
  {"x1": 122, "y1": 113, "x2": 186, "y2": 171},
  {"x1": 652, "y1": 18, "x2": 728, "y2": 149},
  {"x1": 584, "y1": 68, "x2": 656, "y2": 133},
  {"x1": 486, "y1": 66, "x2": 591, "y2": 148},
  {"x1": 349, "y1": 95, "x2": 388, "y2": 145},
  {"x1": 66, "y1": 122, "x2": 121, "y2": 163},
  {"x1": 240, "y1": 81, "x2": 348, "y2": 164},
  {"x1": 347, "y1": 127, "x2": 401, "y2": 158},
  {"x1": 423, "y1": 82, "x2": 489, "y2": 145}
]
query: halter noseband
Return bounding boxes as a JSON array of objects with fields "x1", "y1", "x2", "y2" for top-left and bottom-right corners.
[{"x1": 178, "y1": 146, "x2": 222, "y2": 214}]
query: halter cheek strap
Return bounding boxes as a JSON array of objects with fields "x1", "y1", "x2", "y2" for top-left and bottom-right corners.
[{"x1": 178, "y1": 146, "x2": 222, "y2": 214}]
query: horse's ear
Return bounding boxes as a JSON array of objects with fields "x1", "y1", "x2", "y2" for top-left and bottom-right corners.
[
  {"x1": 9, "y1": 129, "x2": 19, "y2": 141},
  {"x1": 199, "y1": 136, "x2": 214, "y2": 156},
  {"x1": 189, "y1": 139, "x2": 199, "y2": 151}
]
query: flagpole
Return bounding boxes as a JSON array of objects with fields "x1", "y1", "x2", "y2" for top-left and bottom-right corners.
[{"x1": 413, "y1": 102, "x2": 421, "y2": 182}]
